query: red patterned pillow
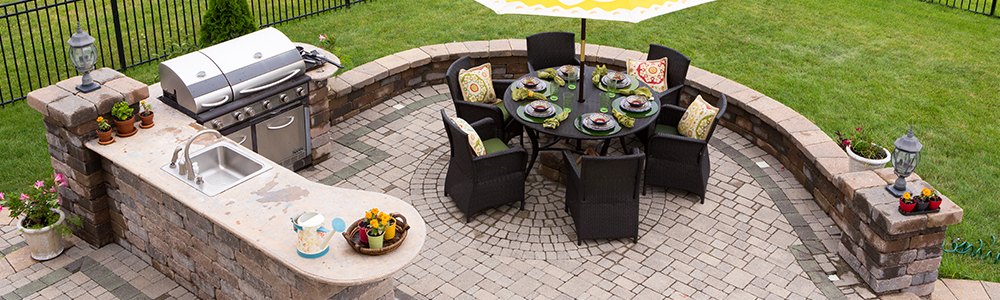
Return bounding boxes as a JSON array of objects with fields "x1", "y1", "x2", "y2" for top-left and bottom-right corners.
[{"x1": 626, "y1": 58, "x2": 668, "y2": 93}]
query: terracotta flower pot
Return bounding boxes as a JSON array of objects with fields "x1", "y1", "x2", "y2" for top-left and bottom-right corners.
[
  {"x1": 114, "y1": 116, "x2": 137, "y2": 137},
  {"x1": 96, "y1": 129, "x2": 114, "y2": 145},
  {"x1": 139, "y1": 111, "x2": 154, "y2": 129},
  {"x1": 899, "y1": 199, "x2": 916, "y2": 213}
]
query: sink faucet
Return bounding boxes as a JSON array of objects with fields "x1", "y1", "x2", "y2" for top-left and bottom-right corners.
[{"x1": 182, "y1": 130, "x2": 223, "y2": 181}]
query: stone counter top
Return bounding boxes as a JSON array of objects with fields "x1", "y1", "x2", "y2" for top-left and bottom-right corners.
[{"x1": 85, "y1": 85, "x2": 425, "y2": 286}]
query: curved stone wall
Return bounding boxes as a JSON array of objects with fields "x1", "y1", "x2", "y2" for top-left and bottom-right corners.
[{"x1": 316, "y1": 40, "x2": 963, "y2": 297}]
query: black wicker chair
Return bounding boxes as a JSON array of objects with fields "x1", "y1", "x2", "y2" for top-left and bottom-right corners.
[
  {"x1": 642, "y1": 94, "x2": 727, "y2": 204},
  {"x1": 526, "y1": 31, "x2": 581, "y2": 72},
  {"x1": 446, "y1": 56, "x2": 522, "y2": 143},
  {"x1": 646, "y1": 44, "x2": 691, "y2": 106},
  {"x1": 441, "y1": 110, "x2": 528, "y2": 223},
  {"x1": 562, "y1": 148, "x2": 645, "y2": 245}
]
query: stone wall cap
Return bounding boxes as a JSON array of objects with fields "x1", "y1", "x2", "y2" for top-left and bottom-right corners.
[
  {"x1": 838, "y1": 171, "x2": 887, "y2": 200},
  {"x1": 396, "y1": 48, "x2": 432, "y2": 68},
  {"x1": 777, "y1": 114, "x2": 822, "y2": 137},
  {"x1": 78, "y1": 86, "x2": 124, "y2": 115},
  {"x1": 104, "y1": 77, "x2": 149, "y2": 105},
  {"x1": 509, "y1": 39, "x2": 527, "y2": 56},
  {"x1": 418, "y1": 44, "x2": 450, "y2": 62},
  {"x1": 26, "y1": 85, "x2": 73, "y2": 117},
  {"x1": 444, "y1": 42, "x2": 471, "y2": 60},
  {"x1": 711, "y1": 79, "x2": 749, "y2": 98},
  {"x1": 338, "y1": 69, "x2": 374, "y2": 90},
  {"x1": 927, "y1": 194, "x2": 963, "y2": 227},
  {"x1": 876, "y1": 168, "x2": 922, "y2": 185},
  {"x1": 463, "y1": 41, "x2": 490, "y2": 58},
  {"x1": 89, "y1": 67, "x2": 125, "y2": 85},
  {"x1": 688, "y1": 71, "x2": 725, "y2": 94},
  {"x1": 804, "y1": 140, "x2": 847, "y2": 162},
  {"x1": 327, "y1": 77, "x2": 353, "y2": 98},
  {"x1": 791, "y1": 130, "x2": 834, "y2": 150},
  {"x1": 596, "y1": 45, "x2": 625, "y2": 65},
  {"x1": 353, "y1": 61, "x2": 389, "y2": 82},
  {"x1": 47, "y1": 95, "x2": 97, "y2": 127},
  {"x1": 374, "y1": 54, "x2": 410, "y2": 76},
  {"x1": 816, "y1": 157, "x2": 850, "y2": 182},
  {"x1": 616, "y1": 49, "x2": 646, "y2": 64},
  {"x1": 488, "y1": 39, "x2": 512, "y2": 57}
]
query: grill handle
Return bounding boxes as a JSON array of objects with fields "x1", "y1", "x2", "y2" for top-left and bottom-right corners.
[
  {"x1": 202, "y1": 95, "x2": 230, "y2": 108},
  {"x1": 240, "y1": 69, "x2": 301, "y2": 94},
  {"x1": 267, "y1": 116, "x2": 296, "y2": 130}
]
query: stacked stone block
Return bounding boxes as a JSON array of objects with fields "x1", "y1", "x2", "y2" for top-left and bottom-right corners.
[
  {"x1": 99, "y1": 160, "x2": 394, "y2": 299},
  {"x1": 26, "y1": 68, "x2": 147, "y2": 247}
]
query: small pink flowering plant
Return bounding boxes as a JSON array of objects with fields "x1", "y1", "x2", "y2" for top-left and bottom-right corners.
[{"x1": 0, "y1": 173, "x2": 80, "y2": 232}]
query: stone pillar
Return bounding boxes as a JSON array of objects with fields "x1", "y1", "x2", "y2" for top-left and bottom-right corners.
[
  {"x1": 25, "y1": 68, "x2": 149, "y2": 247},
  {"x1": 836, "y1": 171, "x2": 963, "y2": 297}
]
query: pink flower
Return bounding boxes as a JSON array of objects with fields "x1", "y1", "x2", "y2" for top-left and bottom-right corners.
[
  {"x1": 855, "y1": 127, "x2": 862, "y2": 132},
  {"x1": 54, "y1": 173, "x2": 65, "y2": 186},
  {"x1": 0, "y1": 192, "x2": 4, "y2": 200},
  {"x1": 20, "y1": 193, "x2": 29, "y2": 200},
  {"x1": 34, "y1": 180, "x2": 45, "y2": 189},
  {"x1": 319, "y1": 34, "x2": 327, "y2": 41}
]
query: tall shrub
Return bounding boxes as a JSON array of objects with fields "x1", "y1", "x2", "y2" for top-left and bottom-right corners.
[{"x1": 198, "y1": 0, "x2": 256, "y2": 47}]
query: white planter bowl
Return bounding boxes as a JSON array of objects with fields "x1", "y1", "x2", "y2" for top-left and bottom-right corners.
[
  {"x1": 846, "y1": 144, "x2": 891, "y2": 172},
  {"x1": 17, "y1": 209, "x2": 66, "y2": 261}
]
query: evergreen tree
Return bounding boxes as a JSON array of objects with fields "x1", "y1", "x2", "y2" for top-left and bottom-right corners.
[{"x1": 199, "y1": 0, "x2": 256, "y2": 47}]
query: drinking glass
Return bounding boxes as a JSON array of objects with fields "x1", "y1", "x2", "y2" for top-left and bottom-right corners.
[
  {"x1": 561, "y1": 90, "x2": 574, "y2": 110},
  {"x1": 566, "y1": 70, "x2": 579, "y2": 90}
]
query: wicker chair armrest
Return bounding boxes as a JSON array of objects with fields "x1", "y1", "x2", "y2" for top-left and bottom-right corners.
[
  {"x1": 657, "y1": 104, "x2": 687, "y2": 126},
  {"x1": 454, "y1": 101, "x2": 504, "y2": 129},
  {"x1": 492, "y1": 79, "x2": 515, "y2": 93},
  {"x1": 654, "y1": 84, "x2": 683, "y2": 107},
  {"x1": 561, "y1": 150, "x2": 582, "y2": 180},
  {"x1": 469, "y1": 118, "x2": 501, "y2": 141},
  {"x1": 647, "y1": 133, "x2": 707, "y2": 161}
]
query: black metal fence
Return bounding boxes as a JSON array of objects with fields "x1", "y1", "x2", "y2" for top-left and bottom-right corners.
[
  {"x1": 1, "y1": 0, "x2": 362, "y2": 106},
  {"x1": 920, "y1": 0, "x2": 998, "y2": 16}
]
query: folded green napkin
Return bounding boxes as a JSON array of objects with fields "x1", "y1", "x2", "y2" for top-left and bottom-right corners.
[
  {"x1": 592, "y1": 65, "x2": 608, "y2": 86},
  {"x1": 612, "y1": 109, "x2": 635, "y2": 128},
  {"x1": 543, "y1": 108, "x2": 571, "y2": 129},
  {"x1": 619, "y1": 87, "x2": 653, "y2": 99},
  {"x1": 512, "y1": 88, "x2": 547, "y2": 101},
  {"x1": 538, "y1": 68, "x2": 565, "y2": 87}
]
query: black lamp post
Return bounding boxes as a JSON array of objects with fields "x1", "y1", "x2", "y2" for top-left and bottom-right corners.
[
  {"x1": 886, "y1": 126, "x2": 922, "y2": 197},
  {"x1": 66, "y1": 23, "x2": 100, "y2": 93}
]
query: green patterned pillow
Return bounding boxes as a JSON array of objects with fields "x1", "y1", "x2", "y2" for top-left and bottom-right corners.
[
  {"x1": 677, "y1": 95, "x2": 718, "y2": 140},
  {"x1": 458, "y1": 63, "x2": 498, "y2": 104},
  {"x1": 450, "y1": 117, "x2": 486, "y2": 156}
]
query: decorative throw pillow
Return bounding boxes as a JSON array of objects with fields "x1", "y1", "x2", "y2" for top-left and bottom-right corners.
[
  {"x1": 458, "y1": 63, "x2": 497, "y2": 104},
  {"x1": 677, "y1": 95, "x2": 719, "y2": 140},
  {"x1": 626, "y1": 58, "x2": 669, "y2": 93},
  {"x1": 450, "y1": 117, "x2": 486, "y2": 156}
]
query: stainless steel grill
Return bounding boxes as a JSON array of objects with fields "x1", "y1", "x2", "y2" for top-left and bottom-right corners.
[{"x1": 158, "y1": 28, "x2": 313, "y2": 171}]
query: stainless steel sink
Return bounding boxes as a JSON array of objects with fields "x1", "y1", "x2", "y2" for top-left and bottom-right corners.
[{"x1": 161, "y1": 141, "x2": 272, "y2": 196}]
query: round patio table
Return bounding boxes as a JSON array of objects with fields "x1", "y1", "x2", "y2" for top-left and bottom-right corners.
[{"x1": 503, "y1": 66, "x2": 659, "y2": 175}]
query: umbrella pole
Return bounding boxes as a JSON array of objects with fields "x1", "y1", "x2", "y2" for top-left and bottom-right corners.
[{"x1": 579, "y1": 18, "x2": 586, "y2": 102}]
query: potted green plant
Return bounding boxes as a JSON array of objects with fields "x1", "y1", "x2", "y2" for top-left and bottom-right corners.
[
  {"x1": 915, "y1": 188, "x2": 942, "y2": 211},
  {"x1": 0, "y1": 173, "x2": 82, "y2": 261},
  {"x1": 836, "y1": 127, "x2": 890, "y2": 172},
  {"x1": 138, "y1": 100, "x2": 154, "y2": 128},
  {"x1": 111, "y1": 101, "x2": 137, "y2": 137},
  {"x1": 95, "y1": 116, "x2": 114, "y2": 145}
]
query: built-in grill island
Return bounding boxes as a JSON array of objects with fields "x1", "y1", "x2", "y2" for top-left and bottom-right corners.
[{"x1": 159, "y1": 28, "x2": 313, "y2": 170}]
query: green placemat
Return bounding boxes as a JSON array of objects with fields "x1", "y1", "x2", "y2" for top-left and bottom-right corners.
[
  {"x1": 574, "y1": 113, "x2": 622, "y2": 136},
  {"x1": 517, "y1": 104, "x2": 564, "y2": 124},
  {"x1": 596, "y1": 75, "x2": 640, "y2": 93},
  {"x1": 612, "y1": 97, "x2": 659, "y2": 118}
]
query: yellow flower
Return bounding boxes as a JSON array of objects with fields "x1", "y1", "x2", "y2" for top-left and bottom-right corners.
[
  {"x1": 369, "y1": 219, "x2": 378, "y2": 228},
  {"x1": 372, "y1": 208, "x2": 380, "y2": 215},
  {"x1": 922, "y1": 188, "x2": 932, "y2": 197},
  {"x1": 365, "y1": 211, "x2": 372, "y2": 219},
  {"x1": 97, "y1": 116, "x2": 104, "y2": 122},
  {"x1": 903, "y1": 192, "x2": 911, "y2": 200}
]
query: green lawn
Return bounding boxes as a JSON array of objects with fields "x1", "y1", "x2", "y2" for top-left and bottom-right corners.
[{"x1": 8, "y1": 0, "x2": 1000, "y2": 281}]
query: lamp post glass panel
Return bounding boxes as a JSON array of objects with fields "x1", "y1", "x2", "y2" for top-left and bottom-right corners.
[
  {"x1": 886, "y1": 126, "x2": 922, "y2": 197},
  {"x1": 67, "y1": 23, "x2": 100, "y2": 93}
]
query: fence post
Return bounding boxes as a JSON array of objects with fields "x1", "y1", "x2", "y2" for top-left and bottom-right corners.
[
  {"x1": 990, "y1": 0, "x2": 996, "y2": 16},
  {"x1": 109, "y1": 0, "x2": 127, "y2": 70}
]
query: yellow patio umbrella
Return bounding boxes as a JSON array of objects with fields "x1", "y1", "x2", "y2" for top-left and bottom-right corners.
[{"x1": 474, "y1": 0, "x2": 716, "y2": 64}]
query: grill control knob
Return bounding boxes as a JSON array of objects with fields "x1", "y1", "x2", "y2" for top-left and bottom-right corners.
[
  {"x1": 279, "y1": 94, "x2": 289, "y2": 103},
  {"x1": 233, "y1": 111, "x2": 244, "y2": 121},
  {"x1": 244, "y1": 107, "x2": 255, "y2": 117},
  {"x1": 296, "y1": 87, "x2": 307, "y2": 97},
  {"x1": 210, "y1": 120, "x2": 223, "y2": 129},
  {"x1": 262, "y1": 100, "x2": 272, "y2": 110}
]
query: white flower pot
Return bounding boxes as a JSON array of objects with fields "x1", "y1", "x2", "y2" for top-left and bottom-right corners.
[
  {"x1": 17, "y1": 209, "x2": 66, "y2": 261},
  {"x1": 846, "y1": 144, "x2": 891, "y2": 172}
]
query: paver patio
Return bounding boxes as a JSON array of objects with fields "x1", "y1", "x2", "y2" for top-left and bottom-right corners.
[{"x1": 2, "y1": 84, "x2": 992, "y2": 299}]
